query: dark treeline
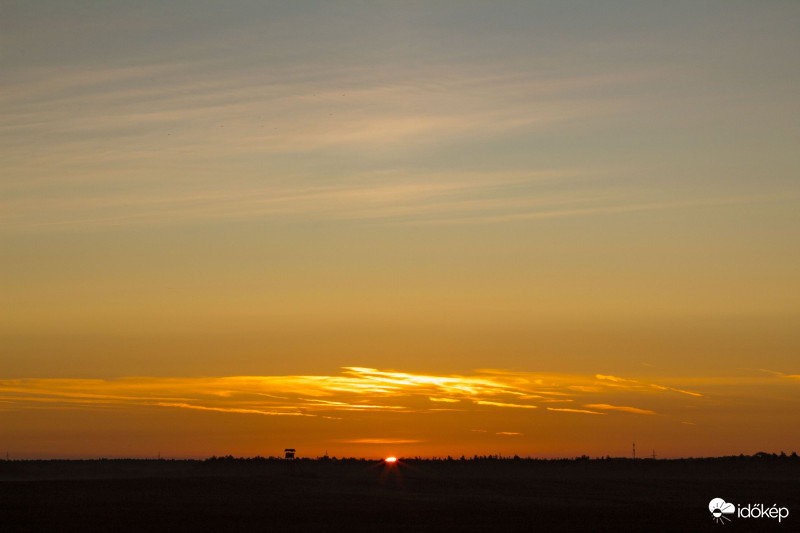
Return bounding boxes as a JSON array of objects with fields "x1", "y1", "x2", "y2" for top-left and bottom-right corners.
[
  {"x1": 2, "y1": 452, "x2": 799, "y2": 532},
  {"x1": 204, "y1": 450, "x2": 799, "y2": 463},
  {"x1": 3, "y1": 449, "x2": 798, "y2": 464},
  {"x1": 1, "y1": 451, "x2": 798, "y2": 482}
]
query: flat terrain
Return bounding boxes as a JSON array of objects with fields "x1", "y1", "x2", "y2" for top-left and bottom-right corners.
[{"x1": 1, "y1": 456, "x2": 798, "y2": 532}]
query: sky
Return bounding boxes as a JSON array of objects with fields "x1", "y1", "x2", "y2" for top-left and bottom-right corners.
[{"x1": 1, "y1": 1, "x2": 799, "y2": 459}]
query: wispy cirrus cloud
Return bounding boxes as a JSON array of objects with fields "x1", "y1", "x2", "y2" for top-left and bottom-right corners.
[
  {"x1": 546, "y1": 407, "x2": 604, "y2": 415},
  {"x1": 583, "y1": 404, "x2": 656, "y2": 415},
  {"x1": 301, "y1": 399, "x2": 408, "y2": 412},
  {"x1": 0, "y1": 166, "x2": 595, "y2": 231},
  {"x1": 759, "y1": 369, "x2": 800, "y2": 380},
  {"x1": 1, "y1": 63, "x2": 653, "y2": 163},
  {"x1": 596, "y1": 374, "x2": 639, "y2": 384},
  {"x1": 0, "y1": 55, "x2": 682, "y2": 233},
  {"x1": 648, "y1": 384, "x2": 703, "y2": 397},
  {"x1": 475, "y1": 400, "x2": 537, "y2": 409},
  {"x1": 595, "y1": 374, "x2": 703, "y2": 397},
  {"x1": 0, "y1": 368, "x2": 708, "y2": 422},
  {"x1": 156, "y1": 402, "x2": 312, "y2": 417},
  {"x1": 340, "y1": 438, "x2": 423, "y2": 444}
]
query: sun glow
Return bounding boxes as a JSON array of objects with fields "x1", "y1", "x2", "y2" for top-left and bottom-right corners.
[{"x1": 2, "y1": 368, "x2": 797, "y2": 458}]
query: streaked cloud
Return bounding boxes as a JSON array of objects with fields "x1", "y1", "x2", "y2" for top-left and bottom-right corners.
[
  {"x1": 475, "y1": 400, "x2": 537, "y2": 409},
  {"x1": 340, "y1": 367, "x2": 529, "y2": 398},
  {"x1": 5, "y1": 368, "x2": 798, "y2": 458},
  {"x1": 594, "y1": 374, "x2": 702, "y2": 397},
  {"x1": 546, "y1": 408, "x2": 604, "y2": 415},
  {"x1": 417, "y1": 195, "x2": 777, "y2": 227},
  {"x1": 301, "y1": 399, "x2": 407, "y2": 412},
  {"x1": 596, "y1": 374, "x2": 638, "y2": 384},
  {"x1": 648, "y1": 384, "x2": 703, "y2": 397},
  {"x1": 759, "y1": 369, "x2": 800, "y2": 380},
  {"x1": 156, "y1": 402, "x2": 312, "y2": 417},
  {"x1": 341, "y1": 438, "x2": 423, "y2": 444},
  {"x1": 0, "y1": 48, "x2": 701, "y2": 234},
  {"x1": 583, "y1": 404, "x2": 656, "y2": 415},
  {"x1": 0, "y1": 368, "x2": 705, "y2": 419}
]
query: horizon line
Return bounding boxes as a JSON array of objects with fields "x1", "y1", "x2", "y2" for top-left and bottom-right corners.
[{"x1": 4, "y1": 451, "x2": 797, "y2": 462}]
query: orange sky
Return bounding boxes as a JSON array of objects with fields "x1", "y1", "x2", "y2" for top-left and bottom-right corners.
[
  {"x1": 2, "y1": 368, "x2": 799, "y2": 459},
  {"x1": 2, "y1": 2, "x2": 799, "y2": 459}
]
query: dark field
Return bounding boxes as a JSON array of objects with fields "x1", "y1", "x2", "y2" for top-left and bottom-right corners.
[{"x1": 1, "y1": 456, "x2": 798, "y2": 532}]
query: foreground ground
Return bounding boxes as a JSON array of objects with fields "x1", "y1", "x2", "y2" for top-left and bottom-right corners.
[{"x1": 1, "y1": 456, "x2": 798, "y2": 532}]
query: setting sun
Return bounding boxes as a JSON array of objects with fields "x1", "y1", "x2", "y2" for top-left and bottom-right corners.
[{"x1": 385, "y1": 457, "x2": 398, "y2": 463}]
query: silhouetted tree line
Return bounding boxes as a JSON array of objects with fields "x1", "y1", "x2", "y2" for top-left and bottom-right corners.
[
  {"x1": 4, "y1": 452, "x2": 791, "y2": 464},
  {"x1": 1, "y1": 451, "x2": 797, "y2": 472}
]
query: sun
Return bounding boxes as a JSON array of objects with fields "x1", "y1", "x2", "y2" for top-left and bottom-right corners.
[{"x1": 385, "y1": 456, "x2": 397, "y2": 463}]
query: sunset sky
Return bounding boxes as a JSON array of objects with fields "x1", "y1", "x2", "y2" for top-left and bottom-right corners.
[{"x1": 2, "y1": 1, "x2": 799, "y2": 460}]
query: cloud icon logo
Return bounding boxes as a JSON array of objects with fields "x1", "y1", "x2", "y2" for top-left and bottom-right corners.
[{"x1": 709, "y1": 498, "x2": 735, "y2": 524}]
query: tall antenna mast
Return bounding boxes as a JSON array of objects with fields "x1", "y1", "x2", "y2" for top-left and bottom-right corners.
[{"x1": 632, "y1": 442, "x2": 636, "y2": 460}]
